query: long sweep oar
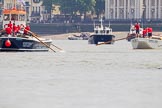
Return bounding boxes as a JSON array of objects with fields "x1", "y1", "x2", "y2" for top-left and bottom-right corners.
[
  {"x1": 96, "y1": 37, "x2": 127, "y2": 46},
  {"x1": 32, "y1": 32, "x2": 64, "y2": 52},
  {"x1": 26, "y1": 30, "x2": 56, "y2": 52},
  {"x1": 50, "y1": 43, "x2": 64, "y2": 51}
]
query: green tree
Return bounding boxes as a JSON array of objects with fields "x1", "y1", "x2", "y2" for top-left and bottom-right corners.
[
  {"x1": 95, "y1": 0, "x2": 105, "y2": 18},
  {"x1": 79, "y1": 0, "x2": 96, "y2": 15},
  {"x1": 56, "y1": 0, "x2": 95, "y2": 15},
  {"x1": 43, "y1": 0, "x2": 104, "y2": 20},
  {"x1": 43, "y1": 0, "x2": 52, "y2": 13}
]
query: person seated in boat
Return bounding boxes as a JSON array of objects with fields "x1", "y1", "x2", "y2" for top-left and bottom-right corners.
[
  {"x1": 5, "y1": 25, "x2": 12, "y2": 37},
  {"x1": 134, "y1": 22, "x2": 140, "y2": 37},
  {"x1": 147, "y1": 27, "x2": 153, "y2": 38},
  {"x1": 14, "y1": 25, "x2": 21, "y2": 36},
  {"x1": 12, "y1": 23, "x2": 18, "y2": 36},
  {"x1": 8, "y1": 21, "x2": 13, "y2": 29},
  {"x1": 142, "y1": 29, "x2": 147, "y2": 38},
  {"x1": 24, "y1": 24, "x2": 31, "y2": 35},
  {"x1": 17, "y1": 25, "x2": 20, "y2": 33}
]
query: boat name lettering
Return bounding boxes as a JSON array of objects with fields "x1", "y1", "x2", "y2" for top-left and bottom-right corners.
[
  {"x1": 23, "y1": 42, "x2": 33, "y2": 47},
  {"x1": 34, "y1": 44, "x2": 46, "y2": 49}
]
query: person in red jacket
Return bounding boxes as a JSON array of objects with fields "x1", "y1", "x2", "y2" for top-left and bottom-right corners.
[
  {"x1": 142, "y1": 29, "x2": 147, "y2": 38},
  {"x1": 147, "y1": 27, "x2": 152, "y2": 38},
  {"x1": 134, "y1": 22, "x2": 140, "y2": 37},
  {"x1": 17, "y1": 25, "x2": 20, "y2": 33},
  {"x1": 8, "y1": 21, "x2": 12, "y2": 29},
  {"x1": 5, "y1": 25, "x2": 12, "y2": 36},
  {"x1": 12, "y1": 23, "x2": 18, "y2": 36},
  {"x1": 24, "y1": 24, "x2": 30, "y2": 35}
]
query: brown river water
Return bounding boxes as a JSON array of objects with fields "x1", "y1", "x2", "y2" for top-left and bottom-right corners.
[{"x1": 0, "y1": 37, "x2": 162, "y2": 108}]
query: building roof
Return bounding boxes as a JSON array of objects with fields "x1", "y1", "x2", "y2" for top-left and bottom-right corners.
[{"x1": 3, "y1": 8, "x2": 26, "y2": 14}]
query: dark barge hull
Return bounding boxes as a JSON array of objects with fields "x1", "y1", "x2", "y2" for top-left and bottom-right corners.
[
  {"x1": 88, "y1": 34, "x2": 115, "y2": 44},
  {"x1": 0, "y1": 37, "x2": 52, "y2": 52}
]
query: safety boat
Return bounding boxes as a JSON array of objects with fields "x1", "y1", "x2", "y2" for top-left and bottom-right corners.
[
  {"x1": 131, "y1": 37, "x2": 162, "y2": 49},
  {"x1": 88, "y1": 18, "x2": 115, "y2": 44},
  {"x1": 0, "y1": 1, "x2": 52, "y2": 52}
]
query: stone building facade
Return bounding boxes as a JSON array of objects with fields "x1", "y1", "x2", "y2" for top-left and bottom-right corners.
[{"x1": 105, "y1": 0, "x2": 162, "y2": 21}]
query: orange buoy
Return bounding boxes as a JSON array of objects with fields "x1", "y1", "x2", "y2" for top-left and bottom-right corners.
[{"x1": 5, "y1": 39, "x2": 11, "y2": 47}]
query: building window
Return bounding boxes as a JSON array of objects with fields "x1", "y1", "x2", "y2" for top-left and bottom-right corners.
[
  {"x1": 119, "y1": 9, "x2": 124, "y2": 19},
  {"x1": 131, "y1": 9, "x2": 135, "y2": 19},
  {"x1": 7, "y1": 3, "x2": 12, "y2": 9},
  {"x1": 119, "y1": 0, "x2": 124, "y2": 7},
  {"x1": 151, "y1": 9, "x2": 155, "y2": 19},
  {"x1": 110, "y1": 0, "x2": 114, "y2": 6},
  {"x1": 151, "y1": 0, "x2": 155, "y2": 6},
  {"x1": 33, "y1": 0, "x2": 40, "y2": 3},
  {"x1": 130, "y1": 0, "x2": 135, "y2": 7},
  {"x1": 110, "y1": 9, "x2": 113, "y2": 19}
]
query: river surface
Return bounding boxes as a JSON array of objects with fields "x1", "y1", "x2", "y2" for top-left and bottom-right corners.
[{"x1": 0, "y1": 40, "x2": 162, "y2": 108}]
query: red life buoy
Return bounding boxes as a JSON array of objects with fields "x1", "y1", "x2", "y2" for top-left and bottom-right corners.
[{"x1": 5, "y1": 39, "x2": 11, "y2": 47}]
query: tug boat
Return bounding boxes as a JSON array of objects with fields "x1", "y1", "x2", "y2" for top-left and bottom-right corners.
[
  {"x1": 0, "y1": 1, "x2": 52, "y2": 52},
  {"x1": 88, "y1": 19, "x2": 115, "y2": 44}
]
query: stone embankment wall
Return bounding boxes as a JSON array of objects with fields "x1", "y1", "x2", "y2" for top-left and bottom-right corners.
[{"x1": 30, "y1": 23, "x2": 162, "y2": 35}]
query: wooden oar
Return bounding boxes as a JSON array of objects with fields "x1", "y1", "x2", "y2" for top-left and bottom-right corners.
[
  {"x1": 26, "y1": 30, "x2": 56, "y2": 52},
  {"x1": 96, "y1": 37, "x2": 127, "y2": 46},
  {"x1": 51, "y1": 43, "x2": 64, "y2": 51},
  {"x1": 31, "y1": 32, "x2": 64, "y2": 52}
]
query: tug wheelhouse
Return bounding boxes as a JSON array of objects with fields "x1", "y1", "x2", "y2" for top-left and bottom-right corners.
[{"x1": 2, "y1": 8, "x2": 26, "y2": 29}]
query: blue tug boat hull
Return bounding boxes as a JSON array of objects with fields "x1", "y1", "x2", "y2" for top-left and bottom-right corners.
[{"x1": 88, "y1": 34, "x2": 115, "y2": 44}]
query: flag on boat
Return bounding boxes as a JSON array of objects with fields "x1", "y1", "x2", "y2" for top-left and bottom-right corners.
[{"x1": 17, "y1": 0, "x2": 26, "y2": 5}]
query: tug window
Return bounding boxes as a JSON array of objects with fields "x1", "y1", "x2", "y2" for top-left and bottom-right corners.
[
  {"x1": 19, "y1": 14, "x2": 25, "y2": 21},
  {"x1": 11, "y1": 14, "x2": 18, "y2": 21},
  {"x1": 4, "y1": 14, "x2": 10, "y2": 21}
]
